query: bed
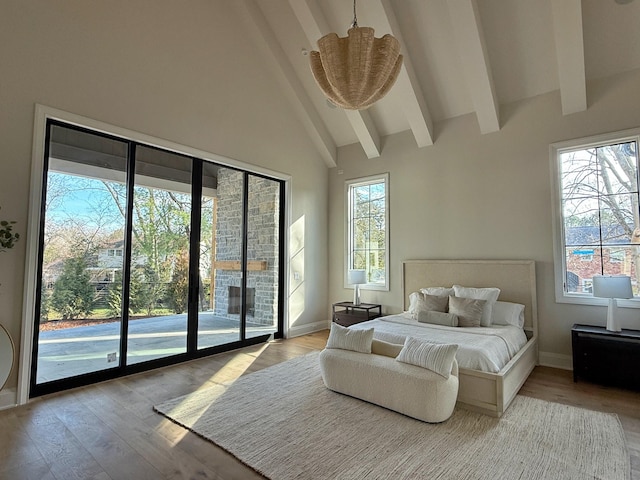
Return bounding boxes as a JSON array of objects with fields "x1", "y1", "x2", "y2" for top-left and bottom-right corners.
[
  {"x1": 353, "y1": 260, "x2": 538, "y2": 417},
  {"x1": 352, "y1": 316, "x2": 528, "y2": 373}
]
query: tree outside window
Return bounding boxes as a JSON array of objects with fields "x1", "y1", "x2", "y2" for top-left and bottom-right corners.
[
  {"x1": 346, "y1": 173, "x2": 389, "y2": 290},
  {"x1": 556, "y1": 136, "x2": 640, "y2": 298}
]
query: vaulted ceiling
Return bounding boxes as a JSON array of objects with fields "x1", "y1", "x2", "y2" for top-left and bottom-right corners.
[{"x1": 238, "y1": 0, "x2": 640, "y2": 167}]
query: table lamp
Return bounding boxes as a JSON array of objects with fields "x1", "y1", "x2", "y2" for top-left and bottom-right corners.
[
  {"x1": 348, "y1": 269, "x2": 367, "y2": 306},
  {"x1": 592, "y1": 275, "x2": 633, "y2": 332}
]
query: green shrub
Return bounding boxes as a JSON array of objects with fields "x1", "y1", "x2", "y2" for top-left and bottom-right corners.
[{"x1": 51, "y1": 256, "x2": 95, "y2": 320}]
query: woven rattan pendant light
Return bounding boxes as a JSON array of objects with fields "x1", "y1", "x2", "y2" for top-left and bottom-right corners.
[{"x1": 309, "y1": 0, "x2": 403, "y2": 110}]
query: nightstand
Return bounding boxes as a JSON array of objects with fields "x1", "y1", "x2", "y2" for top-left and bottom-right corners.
[
  {"x1": 571, "y1": 324, "x2": 640, "y2": 390},
  {"x1": 332, "y1": 302, "x2": 382, "y2": 327}
]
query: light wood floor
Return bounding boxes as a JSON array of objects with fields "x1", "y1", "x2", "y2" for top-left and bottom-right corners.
[{"x1": 1, "y1": 330, "x2": 638, "y2": 479}]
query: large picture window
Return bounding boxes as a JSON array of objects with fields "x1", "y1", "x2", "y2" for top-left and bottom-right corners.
[
  {"x1": 551, "y1": 129, "x2": 640, "y2": 304},
  {"x1": 346, "y1": 173, "x2": 389, "y2": 290}
]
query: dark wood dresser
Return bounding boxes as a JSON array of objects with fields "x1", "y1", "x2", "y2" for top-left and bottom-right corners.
[{"x1": 572, "y1": 323, "x2": 640, "y2": 390}]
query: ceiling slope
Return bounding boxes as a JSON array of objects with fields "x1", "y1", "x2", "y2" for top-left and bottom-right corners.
[
  {"x1": 248, "y1": 0, "x2": 640, "y2": 165},
  {"x1": 239, "y1": 0, "x2": 337, "y2": 167}
]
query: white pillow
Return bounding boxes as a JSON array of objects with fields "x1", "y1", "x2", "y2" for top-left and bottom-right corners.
[
  {"x1": 492, "y1": 301, "x2": 525, "y2": 328},
  {"x1": 453, "y1": 285, "x2": 500, "y2": 327},
  {"x1": 326, "y1": 323, "x2": 374, "y2": 353},
  {"x1": 396, "y1": 337, "x2": 458, "y2": 379},
  {"x1": 407, "y1": 291, "x2": 421, "y2": 315},
  {"x1": 420, "y1": 286, "x2": 455, "y2": 297}
]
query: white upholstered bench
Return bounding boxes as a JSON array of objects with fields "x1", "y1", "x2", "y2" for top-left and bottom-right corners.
[{"x1": 319, "y1": 339, "x2": 459, "y2": 423}]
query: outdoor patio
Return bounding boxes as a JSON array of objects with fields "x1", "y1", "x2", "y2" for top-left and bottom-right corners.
[{"x1": 36, "y1": 312, "x2": 276, "y2": 383}]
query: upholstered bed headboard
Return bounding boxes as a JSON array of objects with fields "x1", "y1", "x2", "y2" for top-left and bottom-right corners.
[{"x1": 402, "y1": 260, "x2": 538, "y2": 337}]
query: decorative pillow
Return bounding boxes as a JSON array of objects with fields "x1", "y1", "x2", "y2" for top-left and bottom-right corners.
[
  {"x1": 453, "y1": 285, "x2": 500, "y2": 327},
  {"x1": 407, "y1": 291, "x2": 421, "y2": 315},
  {"x1": 418, "y1": 310, "x2": 459, "y2": 327},
  {"x1": 420, "y1": 286, "x2": 455, "y2": 297},
  {"x1": 371, "y1": 338, "x2": 404, "y2": 358},
  {"x1": 407, "y1": 292, "x2": 448, "y2": 319},
  {"x1": 448, "y1": 295, "x2": 485, "y2": 327},
  {"x1": 492, "y1": 301, "x2": 525, "y2": 328},
  {"x1": 396, "y1": 337, "x2": 459, "y2": 379},
  {"x1": 326, "y1": 323, "x2": 374, "y2": 353}
]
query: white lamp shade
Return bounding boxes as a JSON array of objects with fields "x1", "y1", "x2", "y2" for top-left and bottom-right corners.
[
  {"x1": 348, "y1": 269, "x2": 367, "y2": 285},
  {"x1": 592, "y1": 275, "x2": 633, "y2": 299}
]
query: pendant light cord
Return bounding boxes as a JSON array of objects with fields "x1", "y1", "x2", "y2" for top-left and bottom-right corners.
[{"x1": 352, "y1": 0, "x2": 358, "y2": 28}]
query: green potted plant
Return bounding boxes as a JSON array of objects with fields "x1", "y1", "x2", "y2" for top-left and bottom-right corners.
[{"x1": 0, "y1": 208, "x2": 19, "y2": 252}]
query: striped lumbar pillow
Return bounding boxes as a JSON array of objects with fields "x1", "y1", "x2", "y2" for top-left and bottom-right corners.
[
  {"x1": 396, "y1": 337, "x2": 458, "y2": 378},
  {"x1": 326, "y1": 323, "x2": 374, "y2": 353}
]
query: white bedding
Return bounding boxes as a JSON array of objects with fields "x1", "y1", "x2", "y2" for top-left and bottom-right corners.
[{"x1": 349, "y1": 313, "x2": 528, "y2": 373}]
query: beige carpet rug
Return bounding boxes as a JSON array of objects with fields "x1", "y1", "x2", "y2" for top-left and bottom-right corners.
[{"x1": 154, "y1": 352, "x2": 630, "y2": 480}]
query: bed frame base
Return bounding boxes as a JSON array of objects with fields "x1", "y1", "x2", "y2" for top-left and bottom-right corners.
[{"x1": 456, "y1": 337, "x2": 538, "y2": 417}]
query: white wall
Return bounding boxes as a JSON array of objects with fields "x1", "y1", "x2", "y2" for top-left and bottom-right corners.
[
  {"x1": 329, "y1": 69, "x2": 640, "y2": 368},
  {"x1": 0, "y1": 0, "x2": 329, "y2": 396}
]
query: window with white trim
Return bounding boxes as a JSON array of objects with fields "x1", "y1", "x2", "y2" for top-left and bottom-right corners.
[
  {"x1": 551, "y1": 129, "x2": 640, "y2": 303},
  {"x1": 346, "y1": 173, "x2": 389, "y2": 290}
]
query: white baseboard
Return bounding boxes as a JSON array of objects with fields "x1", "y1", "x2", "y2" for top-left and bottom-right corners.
[
  {"x1": 539, "y1": 351, "x2": 573, "y2": 371},
  {"x1": 288, "y1": 319, "x2": 330, "y2": 338},
  {"x1": 0, "y1": 388, "x2": 17, "y2": 411}
]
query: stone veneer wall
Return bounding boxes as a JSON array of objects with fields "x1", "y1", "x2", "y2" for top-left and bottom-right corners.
[{"x1": 213, "y1": 169, "x2": 279, "y2": 325}]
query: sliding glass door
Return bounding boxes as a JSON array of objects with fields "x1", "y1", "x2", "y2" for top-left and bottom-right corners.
[
  {"x1": 31, "y1": 120, "x2": 284, "y2": 397},
  {"x1": 197, "y1": 165, "x2": 243, "y2": 349},
  {"x1": 245, "y1": 174, "x2": 281, "y2": 340},
  {"x1": 35, "y1": 124, "x2": 128, "y2": 384},
  {"x1": 127, "y1": 146, "x2": 192, "y2": 365}
]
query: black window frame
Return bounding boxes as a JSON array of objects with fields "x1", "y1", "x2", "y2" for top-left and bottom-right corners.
[{"x1": 30, "y1": 119, "x2": 285, "y2": 397}]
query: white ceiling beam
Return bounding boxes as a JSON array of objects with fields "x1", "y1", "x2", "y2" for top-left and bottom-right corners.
[
  {"x1": 238, "y1": 0, "x2": 337, "y2": 168},
  {"x1": 289, "y1": 0, "x2": 382, "y2": 159},
  {"x1": 375, "y1": 0, "x2": 434, "y2": 147},
  {"x1": 344, "y1": 110, "x2": 381, "y2": 159},
  {"x1": 347, "y1": 110, "x2": 381, "y2": 159},
  {"x1": 447, "y1": 0, "x2": 500, "y2": 134},
  {"x1": 550, "y1": 0, "x2": 587, "y2": 115}
]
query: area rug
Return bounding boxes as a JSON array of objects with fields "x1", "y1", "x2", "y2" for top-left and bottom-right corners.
[{"x1": 154, "y1": 352, "x2": 630, "y2": 480}]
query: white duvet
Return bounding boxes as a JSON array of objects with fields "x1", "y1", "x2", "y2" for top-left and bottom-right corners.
[{"x1": 349, "y1": 313, "x2": 528, "y2": 373}]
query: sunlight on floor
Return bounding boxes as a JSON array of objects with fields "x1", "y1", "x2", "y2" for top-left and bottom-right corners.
[{"x1": 161, "y1": 343, "x2": 269, "y2": 446}]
